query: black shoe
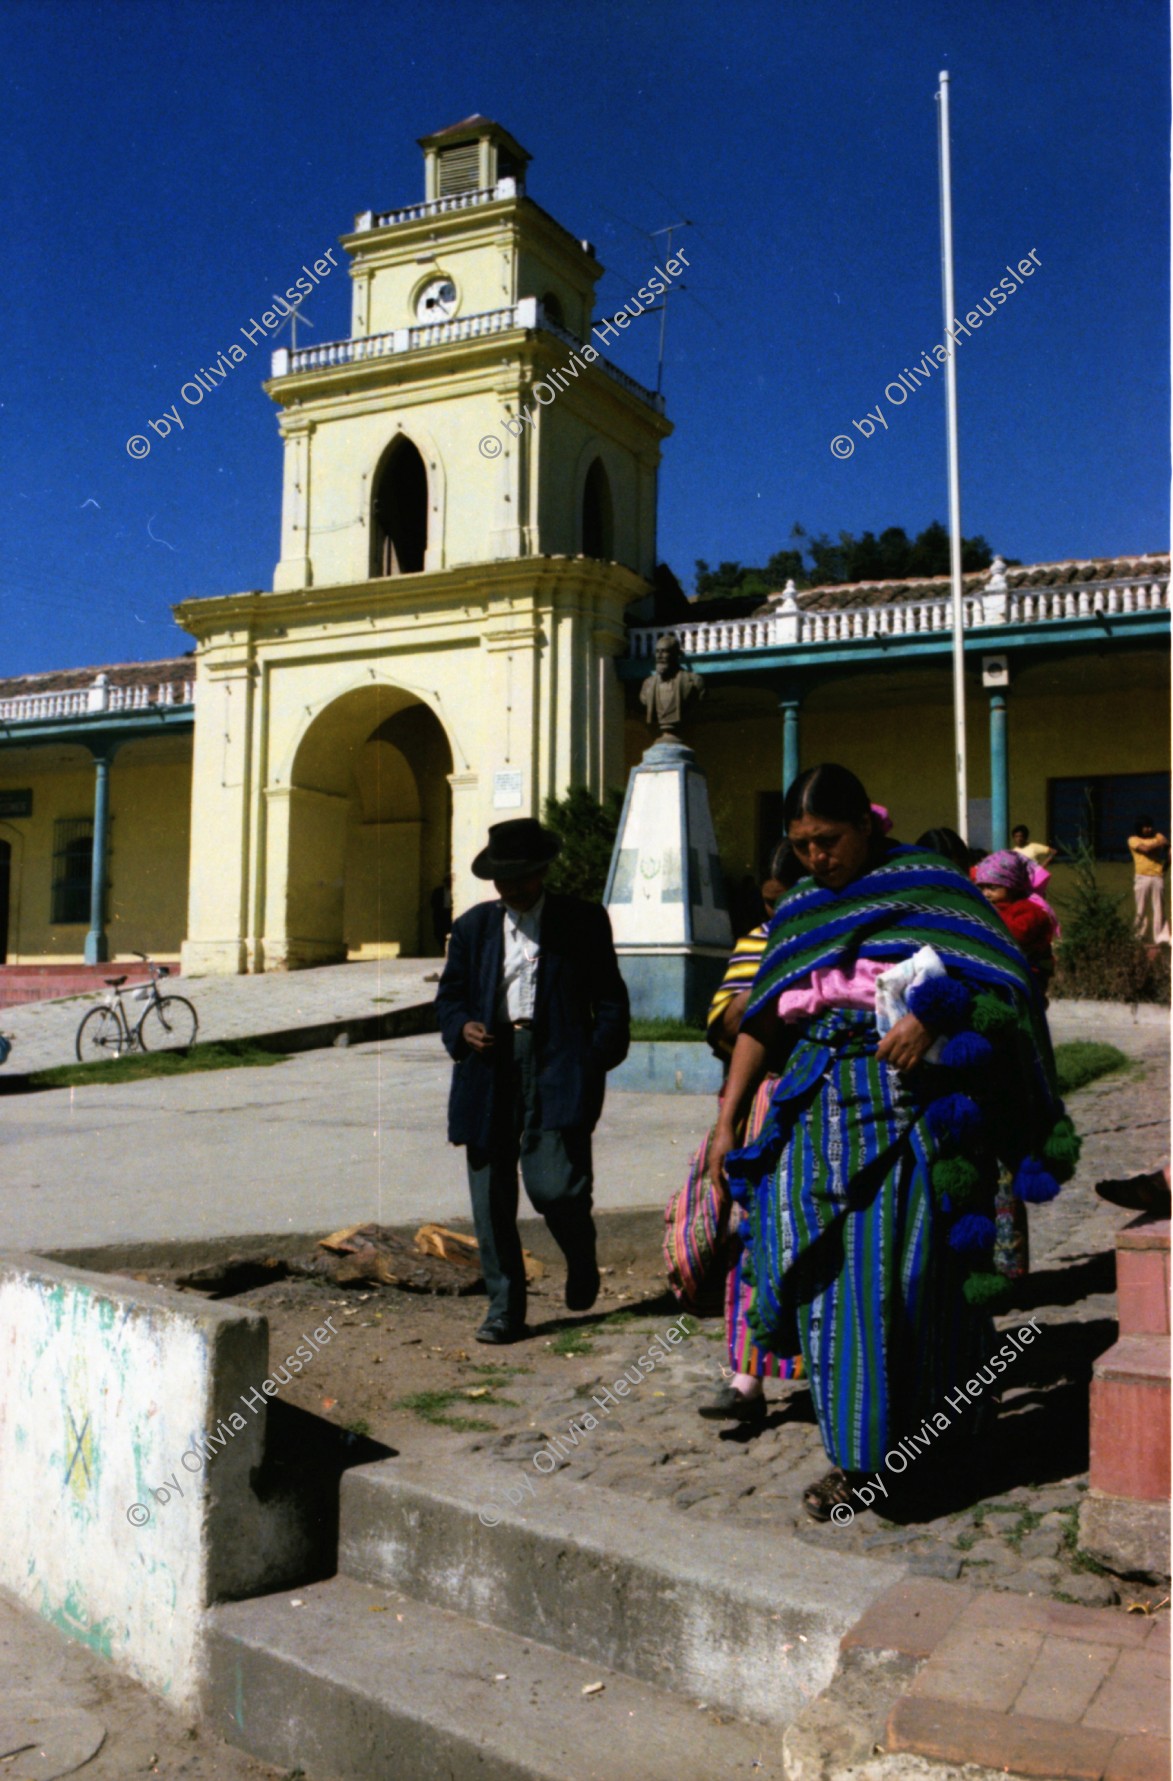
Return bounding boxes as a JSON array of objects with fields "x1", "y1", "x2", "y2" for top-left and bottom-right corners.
[
  {"x1": 475, "y1": 1318, "x2": 529, "y2": 1346},
  {"x1": 697, "y1": 1383, "x2": 767, "y2": 1423},
  {"x1": 565, "y1": 1256, "x2": 600, "y2": 1312},
  {"x1": 1095, "y1": 1170, "x2": 1172, "y2": 1217}
]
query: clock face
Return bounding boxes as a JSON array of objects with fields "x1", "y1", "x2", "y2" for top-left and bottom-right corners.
[{"x1": 415, "y1": 277, "x2": 458, "y2": 321}]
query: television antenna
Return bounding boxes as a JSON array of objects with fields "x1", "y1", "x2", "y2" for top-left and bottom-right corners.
[
  {"x1": 649, "y1": 220, "x2": 691, "y2": 395},
  {"x1": 272, "y1": 297, "x2": 314, "y2": 353}
]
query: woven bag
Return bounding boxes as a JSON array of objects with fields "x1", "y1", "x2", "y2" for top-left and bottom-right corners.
[{"x1": 663, "y1": 1123, "x2": 731, "y2": 1315}]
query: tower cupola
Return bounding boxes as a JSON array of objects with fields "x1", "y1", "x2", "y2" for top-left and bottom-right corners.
[{"x1": 418, "y1": 116, "x2": 531, "y2": 203}]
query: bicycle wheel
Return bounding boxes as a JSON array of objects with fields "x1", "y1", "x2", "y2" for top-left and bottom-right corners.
[
  {"x1": 137, "y1": 996, "x2": 198, "y2": 1052},
  {"x1": 76, "y1": 1006, "x2": 126, "y2": 1063}
]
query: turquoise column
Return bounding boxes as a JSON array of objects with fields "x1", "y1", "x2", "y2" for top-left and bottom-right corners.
[
  {"x1": 989, "y1": 690, "x2": 1009, "y2": 852},
  {"x1": 780, "y1": 695, "x2": 801, "y2": 798},
  {"x1": 84, "y1": 748, "x2": 113, "y2": 965}
]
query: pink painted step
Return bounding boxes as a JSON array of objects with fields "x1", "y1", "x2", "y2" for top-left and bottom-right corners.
[
  {"x1": 1089, "y1": 1216, "x2": 1171, "y2": 1504},
  {"x1": 1117, "y1": 1216, "x2": 1171, "y2": 1337}
]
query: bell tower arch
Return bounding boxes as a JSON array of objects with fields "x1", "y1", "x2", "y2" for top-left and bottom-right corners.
[{"x1": 180, "y1": 119, "x2": 670, "y2": 974}]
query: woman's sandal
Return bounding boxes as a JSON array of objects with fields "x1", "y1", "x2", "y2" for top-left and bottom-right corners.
[{"x1": 802, "y1": 1468, "x2": 854, "y2": 1522}]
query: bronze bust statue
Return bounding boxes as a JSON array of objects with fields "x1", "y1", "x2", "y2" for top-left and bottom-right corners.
[{"x1": 639, "y1": 633, "x2": 704, "y2": 736}]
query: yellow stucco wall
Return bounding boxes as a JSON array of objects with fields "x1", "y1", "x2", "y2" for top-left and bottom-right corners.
[
  {"x1": 176, "y1": 557, "x2": 638, "y2": 974},
  {"x1": 623, "y1": 648, "x2": 1170, "y2": 913},
  {"x1": 269, "y1": 334, "x2": 666, "y2": 594},
  {"x1": 0, "y1": 735, "x2": 191, "y2": 962}
]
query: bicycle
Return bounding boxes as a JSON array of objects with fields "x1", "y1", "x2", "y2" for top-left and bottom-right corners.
[{"x1": 75, "y1": 952, "x2": 198, "y2": 1062}]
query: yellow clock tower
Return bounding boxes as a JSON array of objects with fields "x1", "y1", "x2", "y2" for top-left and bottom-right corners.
[{"x1": 176, "y1": 117, "x2": 672, "y2": 973}]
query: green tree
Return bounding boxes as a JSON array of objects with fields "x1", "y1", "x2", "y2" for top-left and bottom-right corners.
[
  {"x1": 1052, "y1": 840, "x2": 1165, "y2": 1003},
  {"x1": 541, "y1": 786, "x2": 625, "y2": 902},
  {"x1": 692, "y1": 522, "x2": 997, "y2": 598}
]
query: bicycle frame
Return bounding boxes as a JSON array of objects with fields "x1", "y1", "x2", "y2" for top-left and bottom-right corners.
[{"x1": 89, "y1": 955, "x2": 173, "y2": 1054}]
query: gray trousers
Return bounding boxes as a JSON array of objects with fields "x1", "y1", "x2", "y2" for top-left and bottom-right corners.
[{"x1": 466, "y1": 1026, "x2": 595, "y2": 1325}]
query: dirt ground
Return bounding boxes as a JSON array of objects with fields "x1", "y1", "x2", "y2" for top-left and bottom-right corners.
[{"x1": 152, "y1": 1211, "x2": 679, "y2": 1461}]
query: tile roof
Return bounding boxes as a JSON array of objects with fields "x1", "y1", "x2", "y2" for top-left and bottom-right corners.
[
  {"x1": 0, "y1": 658, "x2": 193, "y2": 700},
  {"x1": 766, "y1": 553, "x2": 1169, "y2": 613}
]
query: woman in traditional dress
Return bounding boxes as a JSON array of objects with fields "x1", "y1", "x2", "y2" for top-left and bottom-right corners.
[
  {"x1": 696, "y1": 844, "x2": 806, "y2": 1422},
  {"x1": 708, "y1": 765, "x2": 1077, "y2": 1520}
]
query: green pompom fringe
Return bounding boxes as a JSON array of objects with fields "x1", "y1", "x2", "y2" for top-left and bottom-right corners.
[
  {"x1": 971, "y1": 992, "x2": 1016, "y2": 1036},
  {"x1": 1043, "y1": 1117, "x2": 1081, "y2": 1183},
  {"x1": 963, "y1": 1271, "x2": 1011, "y2": 1308},
  {"x1": 931, "y1": 1156, "x2": 983, "y2": 1205}
]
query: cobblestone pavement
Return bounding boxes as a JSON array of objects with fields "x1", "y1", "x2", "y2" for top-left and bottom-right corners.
[{"x1": 316, "y1": 1007, "x2": 1165, "y2": 1612}]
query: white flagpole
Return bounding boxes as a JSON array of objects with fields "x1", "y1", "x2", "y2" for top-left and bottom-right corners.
[{"x1": 937, "y1": 70, "x2": 968, "y2": 842}]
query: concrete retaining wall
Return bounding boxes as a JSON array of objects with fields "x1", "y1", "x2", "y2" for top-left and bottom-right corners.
[
  {"x1": 0, "y1": 1253, "x2": 328, "y2": 1709},
  {"x1": 609, "y1": 1040, "x2": 723, "y2": 1095}
]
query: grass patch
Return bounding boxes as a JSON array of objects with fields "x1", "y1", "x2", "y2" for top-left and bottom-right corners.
[
  {"x1": 465, "y1": 1362, "x2": 532, "y2": 1379},
  {"x1": 31, "y1": 1038, "x2": 289, "y2": 1090},
  {"x1": 344, "y1": 1418, "x2": 372, "y2": 1439},
  {"x1": 629, "y1": 1017, "x2": 708, "y2": 1043},
  {"x1": 392, "y1": 1387, "x2": 514, "y2": 1431},
  {"x1": 1057, "y1": 1503, "x2": 1109, "y2": 1574},
  {"x1": 1053, "y1": 1040, "x2": 1135, "y2": 1097},
  {"x1": 549, "y1": 1328, "x2": 595, "y2": 1357},
  {"x1": 1004, "y1": 1508, "x2": 1044, "y2": 1550}
]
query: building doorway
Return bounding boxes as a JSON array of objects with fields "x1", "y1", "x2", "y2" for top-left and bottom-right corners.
[{"x1": 282, "y1": 686, "x2": 453, "y2": 964}]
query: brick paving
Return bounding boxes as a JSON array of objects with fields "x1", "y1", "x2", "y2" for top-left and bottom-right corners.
[{"x1": 847, "y1": 1578, "x2": 1170, "y2": 1781}]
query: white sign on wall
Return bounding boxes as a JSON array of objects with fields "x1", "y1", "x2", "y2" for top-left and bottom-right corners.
[{"x1": 493, "y1": 770, "x2": 523, "y2": 810}]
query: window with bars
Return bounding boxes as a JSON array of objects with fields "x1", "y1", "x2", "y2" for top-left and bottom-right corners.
[
  {"x1": 1048, "y1": 772, "x2": 1171, "y2": 863},
  {"x1": 51, "y1": 817, "x2": 93, "y2": 924}
]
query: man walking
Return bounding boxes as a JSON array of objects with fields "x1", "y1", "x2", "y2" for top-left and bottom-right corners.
[
  {"x1": 435, "y1": 819, "x2": 630, "y2": 1344},
  {"x1": 1128, "y1": 815, "x2": 1169, "y2": 944}
]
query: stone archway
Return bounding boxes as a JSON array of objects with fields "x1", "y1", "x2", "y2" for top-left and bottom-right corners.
[{"x1": 272, "y1": 685, "x2": 453, "y2": 968}]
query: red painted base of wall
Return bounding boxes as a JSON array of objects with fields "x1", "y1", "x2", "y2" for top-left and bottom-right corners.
[{"x1": 0, "y1": 963, "x2": 179, "y2": 1009}]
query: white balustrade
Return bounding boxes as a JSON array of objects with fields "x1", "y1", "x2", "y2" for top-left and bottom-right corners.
[
  {"x1": 628, "y1": 573, "x2": 1168, "y2": 663},
  {"x1": 0, "y1": 680, "x2": 195, "y2": 725},
  {"x1": 368, "y1": 187, "x2": 500, "y2": 230},
  {"x1": 277, "y1": 301, "x2": 664, "y2": 411}
]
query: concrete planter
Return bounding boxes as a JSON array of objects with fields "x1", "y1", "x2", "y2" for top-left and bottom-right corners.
[{"x1": 609, "y1": 1040, "x2": 722, "y2": 1095}]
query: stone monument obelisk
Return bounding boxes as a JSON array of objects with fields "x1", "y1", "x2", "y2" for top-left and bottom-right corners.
[{"x1": 604, "y1": 635, "x2": 733, "y2": 1022}]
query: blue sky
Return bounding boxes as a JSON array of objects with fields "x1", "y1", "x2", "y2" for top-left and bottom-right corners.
[{"x1": 3, "y1": 0, "x2": 1167, "y2": 675}]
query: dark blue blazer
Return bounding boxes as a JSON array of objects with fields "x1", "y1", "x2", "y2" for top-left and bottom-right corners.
[{"x1": 435, "y1": 892, "x2": 630, "y2": 1149}]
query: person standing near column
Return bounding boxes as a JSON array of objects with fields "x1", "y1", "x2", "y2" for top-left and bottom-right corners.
[
  {"x1": 435, "y1": 819, "x2": 631, "y2": 1344},
  {"x1": 1128, "y1": 815, "x2": 1169, "y2": 944}
]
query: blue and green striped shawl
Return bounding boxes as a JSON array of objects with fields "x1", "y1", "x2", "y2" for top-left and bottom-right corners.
[{"x1": 746, "y1": 845, "x2": 1043, "y2": 1039}]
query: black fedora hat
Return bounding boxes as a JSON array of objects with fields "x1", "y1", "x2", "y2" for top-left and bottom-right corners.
[{"x1": 472, "y1": 818, "x2": 562, "y2": 881}]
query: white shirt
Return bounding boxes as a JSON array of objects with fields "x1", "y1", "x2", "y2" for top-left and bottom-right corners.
[{"x1": 498, "y1": 894, "x2": 544, "y2": 1023}]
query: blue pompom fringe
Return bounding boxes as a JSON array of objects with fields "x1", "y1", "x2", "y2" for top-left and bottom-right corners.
[
  {"x1": 907, "y1": 975, "x2": 973, "y2": 1036},
  {"x1": 939, "y1": 1031, "x2": 995, "y2": 1072},
  {"x1": 925, "y1": 1092, "x2": 984, "y2": 1145},
  {"x1": 1014, "y1": 1158, "x2": 1062, "y2": 1203},
  {"x1": 947, "y1": 1213, "x2": 996, "y2": 1255}
]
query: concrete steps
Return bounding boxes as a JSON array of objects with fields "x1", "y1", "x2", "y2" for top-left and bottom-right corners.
[
  {"x1": 207, "y1": 1573, "x2": 784, "y2": 1781},
  {"x1": 204, "y1": 1453, "x2": 900, "y2": 1779}
]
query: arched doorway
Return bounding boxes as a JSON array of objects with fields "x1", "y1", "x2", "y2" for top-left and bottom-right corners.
[
  {"x1": 281, "y1": 686, "x2": 452, "y2": 964},
  {"x1": 372, "y1": 436, "x2": 428, "y2": 575},
  {"x1": 581, "y1": 457, "x2": 613, "y2": 560}
]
